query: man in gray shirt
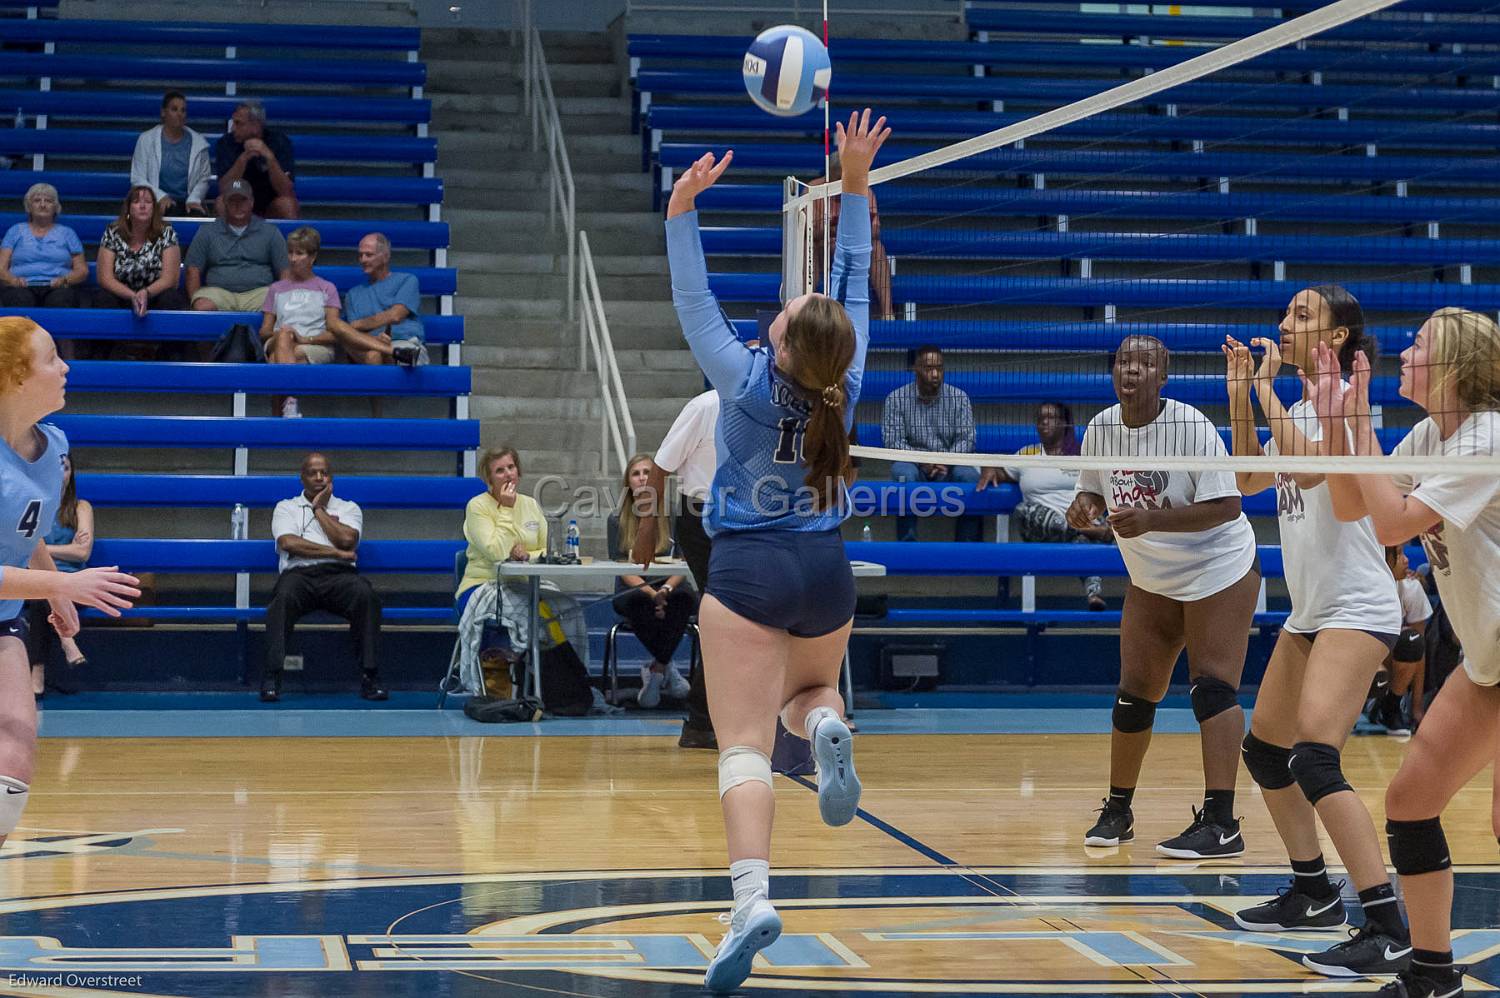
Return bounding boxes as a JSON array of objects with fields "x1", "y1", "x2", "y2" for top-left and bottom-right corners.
[
  {"x1": 880, "y1": 344, "x2": 982, "y2": 542},
  {"x1": 185, "y1": 179, "x2": 289, "y2": 312}
]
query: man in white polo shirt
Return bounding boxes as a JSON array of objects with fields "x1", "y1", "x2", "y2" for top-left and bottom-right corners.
[{"x1": 263, "y1": 453, "x2": 386, "y2": 703}]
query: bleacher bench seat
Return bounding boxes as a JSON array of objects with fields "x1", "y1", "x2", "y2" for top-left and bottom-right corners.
[
  {"x1": 0, "y1": 172, "x2": 442, "y2": 207},
  {"x1": 5, "y1": 309, "x2": 463, "y2": 345},
  {"x1": 53, "y1": 415, "x2": 479, "y2": 451},
  {"x1": 77, "y1": 474, "x2": 480, "y2": 509},
  {"x1": 67, "y1": 361, "x2": 469, "y2": 397}
]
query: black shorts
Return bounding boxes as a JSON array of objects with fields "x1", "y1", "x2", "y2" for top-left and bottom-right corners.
[
  {"x1": 1288, "y1": 628, "x2": 1400, "y2": 652},
  {"x1": 0, "y1": 616, "x2": 28, "y2": 643},
  {"x1": 706, "y1": 528, "x2": 856, "y2": 638}
]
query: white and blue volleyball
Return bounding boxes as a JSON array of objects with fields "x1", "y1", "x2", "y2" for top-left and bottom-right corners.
[{"x1": 742, "y1": 25, "x2": 831, "y2": 117}]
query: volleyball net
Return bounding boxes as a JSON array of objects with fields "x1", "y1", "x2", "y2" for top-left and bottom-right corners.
[{"x1": 764, "y1": 0, "x2": 1500, "y2": 475}]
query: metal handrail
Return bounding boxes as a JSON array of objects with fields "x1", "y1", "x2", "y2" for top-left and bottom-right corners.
[
  {"x1": 524, "y1": 23, "x2": 576, "y2": 322},
  {"x1": 578, "y1": 231, "x2": 637, "y2": 476}
]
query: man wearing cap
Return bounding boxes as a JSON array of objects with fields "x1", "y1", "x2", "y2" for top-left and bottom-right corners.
[{"x1": 184, "y1": 178, "x2": 289, "y2": 313}]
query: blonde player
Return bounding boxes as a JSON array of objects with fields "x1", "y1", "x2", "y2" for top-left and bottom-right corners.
[
  {"x1": 1224, "y1": 285, "x2": 1411, "y2": 978},
  {"x1": 0, "y1": 317, "x2": 139, "y2": 850},
  {"x1": 1070, "y1": 334, "x2": 1260, "y2": 858},
  {"x1": 1317, "y1": 307, "x2": 1500, "y2": 998}
]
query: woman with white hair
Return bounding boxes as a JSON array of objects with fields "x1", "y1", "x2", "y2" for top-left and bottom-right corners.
[{"x1": 0, "y1": 184, "x2": 87, "y2": 311}]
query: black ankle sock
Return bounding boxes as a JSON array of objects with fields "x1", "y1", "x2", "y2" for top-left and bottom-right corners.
[
  {"x1": 1357, "y1": 883, "x2": 1408, "y2": 939},
  {"x1": 1202, "y1": 789, "x2": 1235, "y2": 825},
  {"x1": 1108, "y1": 786, "x2": 1135, "y2": 810},
  {"x1": 1291, "y1": 855, "x2": 1335, "y2": 899},
  {"x1": 1411, "y1": 948, "x2": 1454, "y2": 972}
]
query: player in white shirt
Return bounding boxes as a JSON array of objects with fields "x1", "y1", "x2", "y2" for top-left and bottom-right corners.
[
  {"x1": 1068, "y1": 334, "x2": 1260, "y2": 860},
  {"x1": 1223, "y1": 286, "x2": 1411, "y2": 978},
  {"x1": 1316, "y1": 307, "x2": 1500, "y2": 998},
  {"x1": 1371, "y1": 545, "x2": 1433, "y2": 735}
]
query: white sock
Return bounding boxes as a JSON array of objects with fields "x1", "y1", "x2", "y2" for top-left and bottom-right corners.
[
  {"x1": 804, "y1": 705, "x2": 840, "y2": 743},
  {"x1": 729, "y1": 858, "x2": 770, "y2": 908}
]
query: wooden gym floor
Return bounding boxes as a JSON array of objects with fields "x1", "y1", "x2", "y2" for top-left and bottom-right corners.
[{"x1": 0, "y1": 717, "x2": 1496, "y2": 996}]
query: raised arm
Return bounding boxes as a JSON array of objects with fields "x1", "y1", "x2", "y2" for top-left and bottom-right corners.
[
  {"x1": 829, "y1": 109, "x2": 889, "y2": 401},
  {"x1": 1223, "y1": 336, "x2": 1272, "y2": 495},
  {"x1": 664, "y1": 150, "x2": 756, "y2": 396}
]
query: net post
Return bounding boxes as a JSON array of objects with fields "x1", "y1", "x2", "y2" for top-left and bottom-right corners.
[{"x1": 781, "y1": 176, "x2": 812, "y2": 304}]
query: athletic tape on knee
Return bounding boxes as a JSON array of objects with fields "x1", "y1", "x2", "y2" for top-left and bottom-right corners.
[
  {"x1": 1189, "y1": 675, "x2": 1239, "y2": 723},
  {"x1": 1289, "y1": 741, "x2": 1352, "y2": 804},
  {"x1": 1393, "y1": 629, "x2": 1425, "y2": 663},
  {"x1": 718, "y1": 746, "x2": 772, "y2": 799},
  {"x1": 1242, "y1": 732, "x2": 1295, "y2": 791},
  {"x1": 0, "y1": 775, "x2": 29, "y2": 835},
  {"x1": 1111, "y1": 689, "x2": 1158, "y2": 733},
  {"x1": 1387, "y1": 816, "x2": 1451, "y2": 876}
]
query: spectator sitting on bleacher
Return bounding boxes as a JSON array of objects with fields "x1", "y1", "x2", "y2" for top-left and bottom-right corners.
[
  {"x1": 262, "y1": 452, "x2": 387, "y2": 704},
  {"x1": 881, "y1": 344, "x2": 981, "y2": 542},
  {"x1": 332, "y1": 233, "x2": 426, "y2": 367},
  {"x1": 979, "y1": 400, "x2": 1111, "y2": 611},
  {"x1": 184, "y1": 179, "x2": 289, "y2": 313},
  {"x1": 0, "y1": 183, "x2": 87, "y2": 315},
  {"x1": 95, "y1": 186, "x2": 189, "y2": 317},
  {"x1": 129, "y1": 90, "x2": 210, "y2": 216},
  {"x1": 260, "y1": 226, "x2": 344, "y2": 418},
  {"x1": 214, "y1": 99, "x2": 299, "y2": 220}
]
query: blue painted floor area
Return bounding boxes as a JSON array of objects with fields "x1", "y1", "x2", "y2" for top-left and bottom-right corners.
[{"x1": 35, "y1": 696, "x2": 1211, "y2": 738}]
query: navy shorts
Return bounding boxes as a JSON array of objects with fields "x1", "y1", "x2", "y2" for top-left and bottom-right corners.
[
  {"x1": 706, "y1": 528, "x2": 856, "y2": 638},
  {"x1": 1288, "y1": 628, "x2": 1400, "y2": 652},
  {"x1": 0, "y1": 616, "x2": 27, "y2": 643}
]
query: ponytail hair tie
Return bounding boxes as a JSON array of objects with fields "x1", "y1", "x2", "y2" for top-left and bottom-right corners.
[{"x1": 820, "y1": 384, "x2": 844, "y2": 409}]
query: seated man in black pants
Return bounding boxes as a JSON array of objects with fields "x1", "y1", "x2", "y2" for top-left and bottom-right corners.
[{"x1": 262, "y1": 453, "x2": 386, "y2": 703}]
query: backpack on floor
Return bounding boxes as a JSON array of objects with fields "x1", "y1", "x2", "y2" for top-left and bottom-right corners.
[
  {"x1": 464, "y1": 695, "x2": 544, "y2": 724},
  {"x1": 516, "y1": 641, "x2": 594, "y2": 717}
]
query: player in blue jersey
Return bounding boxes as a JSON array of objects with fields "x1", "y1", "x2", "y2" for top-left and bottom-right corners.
[
  {"x1": 650, "y1": 108, "x2": 888, "y2": 994},
  {"x1": 0, "y1": 317, "x2": 139, "y2": 848}
]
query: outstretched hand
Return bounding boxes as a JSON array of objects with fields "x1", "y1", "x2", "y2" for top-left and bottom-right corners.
[
  {"x1": 1222, "y1": 335, "x2": 1253, "y2": 409},
  {"x1": 667, "y1": 150, "x2": 733, "y2": 218},
  {"x1": 1342, "y1": 349, "x2": 1373, "y2": 424},
  {"x1": 1307, "y1": 340, "x2": 1347, "y2": 426},
  {"x1": 1248, "y1": 336, "x2": 1283, "y2": 399},
  {"x1": 834, "y1": 108, "x2": 891, "y2": 195}
]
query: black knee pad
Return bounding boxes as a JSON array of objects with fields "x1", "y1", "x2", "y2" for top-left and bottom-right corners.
[
  {"x1": 1387, "y1": 816, "x2": 1451, "y2": 876},
  {"x1": 1189, "y1": 675, "x2": 1239, "y2": 723},
  {"x1": 1112, "y1": 689, "x2": 1158, "y2": 734},
  {"x1": 1393, "y1": 629, "x2": 1425, "y2": 664},
  {"x1": 1289, "y1": 741, "x2": 1353, "y2": 805},
  {"x1": 1242, "y1": 732, "x2": 1295, "y2": 791}
]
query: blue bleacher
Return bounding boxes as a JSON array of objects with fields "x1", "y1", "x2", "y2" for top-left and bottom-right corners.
[
  {"x1": 708, "y1": 273, "x2": 1500, "y2": 311},
  {"x1": 627, "y1": 33, "x2": 1500, "y2": 76},
  {"x1": 701, "y1": 226, "x2": 1500, "y2": 267},
  {"x1": 636, "y1": 69, "x2": 1500, "y2": 113},
  {"x1": 852, "y1": 480, "x2": 1277, "y2": 519},
  {"x1": 0, "y1": 217, "x2": 448, "y2": 250},
  {"x1": 0, "y1": 128, "x2": 436, "y2": 165},
  {"x1": 695, "y1": 185, "x2": 1500, "y2": 227},
  {"x1": 0, "y1": 171, "x2": 442, "y2": 206},
  {"x1": 4, "y1": 309, "x2": 463, "y2": 345},
  {"x1": 0, "y1": 53, "x2": 425, "y2": 87},
  {"x1": 0, "y1": 18, "x2": 419, "y2": 49},
  {"x1": 964, "y1": 6, "x2": 1500, "y2": 43},
  {"x1": 68, "y1": 361, "x2": 469, "y2": 398},
  {"x1": 63, "y1": 263, "x2": 456, "y2": 295},
  {"x1": 78, "y1": 474, "x2": 480, "y2": 509},
  {"x1": 730, "y1": 319, "x2": 1416, "y2": 354},
  {"x1": 53, "y1": 415, "x2": 478, "y2": 452},
  {"x1": 0, "y1": 91, "x2": 431, "y2": 125},
  {"x1": 853, "y1": 423, "x2": 1411, "y2": 455}
]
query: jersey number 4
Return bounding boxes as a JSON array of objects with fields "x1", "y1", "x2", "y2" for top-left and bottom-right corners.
[
  {"x1": 15, "y1": 500, "x2": 42, "y2": 539},
  {"x1": 773, "y1": 417, "x2": 806, "y2": 464}
]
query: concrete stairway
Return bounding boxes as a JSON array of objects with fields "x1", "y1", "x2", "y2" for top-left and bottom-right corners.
[{"x1": 423, "y1": 28, "x2": 703, "y2": 545}]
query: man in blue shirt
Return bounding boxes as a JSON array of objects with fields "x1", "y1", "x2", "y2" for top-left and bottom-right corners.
[{"x1": 333, "y1": 233, "x2": 426, "y2": 367}]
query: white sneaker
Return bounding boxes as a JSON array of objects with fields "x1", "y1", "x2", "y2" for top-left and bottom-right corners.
[
  {"x1": 812, "y1": 714, "x2": 861, "y2": 826},
  {"x1": 281, "y1": 397, "x2": 301, "y2": 418},
  {"x1": 704, "y1": 892, "x2": 780, "y2": 993},
  {"x1": 637, "y1": 667, "x2": 663, "y2": 709},
  {"x1": 665, "y1": 662, "x2": 691, "y2": 699}
]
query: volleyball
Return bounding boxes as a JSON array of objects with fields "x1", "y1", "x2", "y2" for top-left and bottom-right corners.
[{"x1": 742, "y1": 25, "x2": 831, "y2": 117}]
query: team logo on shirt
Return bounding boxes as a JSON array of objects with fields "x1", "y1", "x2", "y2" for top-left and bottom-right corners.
[
  {"x1": 1420, "y1": 522, "x2": 1451, "y2": 574},
  {"x1": 1274, "y1": 474, "x2": 1306, "y2": 522},
  {"x1": 1110, "y1": 470, "x2": 1173, "y2": 510}
]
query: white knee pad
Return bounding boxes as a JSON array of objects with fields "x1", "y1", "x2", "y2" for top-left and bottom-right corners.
[
  {"x1": 717, "y1": 746, "x2": 772, "y2": 799},
  {"x1": 0, "y1": 775, "x2": 29, "y2": 835}
]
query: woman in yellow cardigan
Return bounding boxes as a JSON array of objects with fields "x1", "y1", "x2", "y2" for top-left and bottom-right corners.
[{"x1": 458, "y1": 446, "x2": 547, "y2": 612}]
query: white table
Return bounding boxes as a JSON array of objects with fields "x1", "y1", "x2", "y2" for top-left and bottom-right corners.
[{"x1": 497, "y1": 559, "x2": 887, "y2": 709}]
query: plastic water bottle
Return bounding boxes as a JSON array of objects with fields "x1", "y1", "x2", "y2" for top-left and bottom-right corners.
[
  {"x1": 231, "y1": 504, "x2": 247, "y2": 540},
  {"x1": 566, "y1": 519, "x2": 580, "y2": 562},
  {"x1": 862, "y1": 522, "x2": 873, "y2": 543}
]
